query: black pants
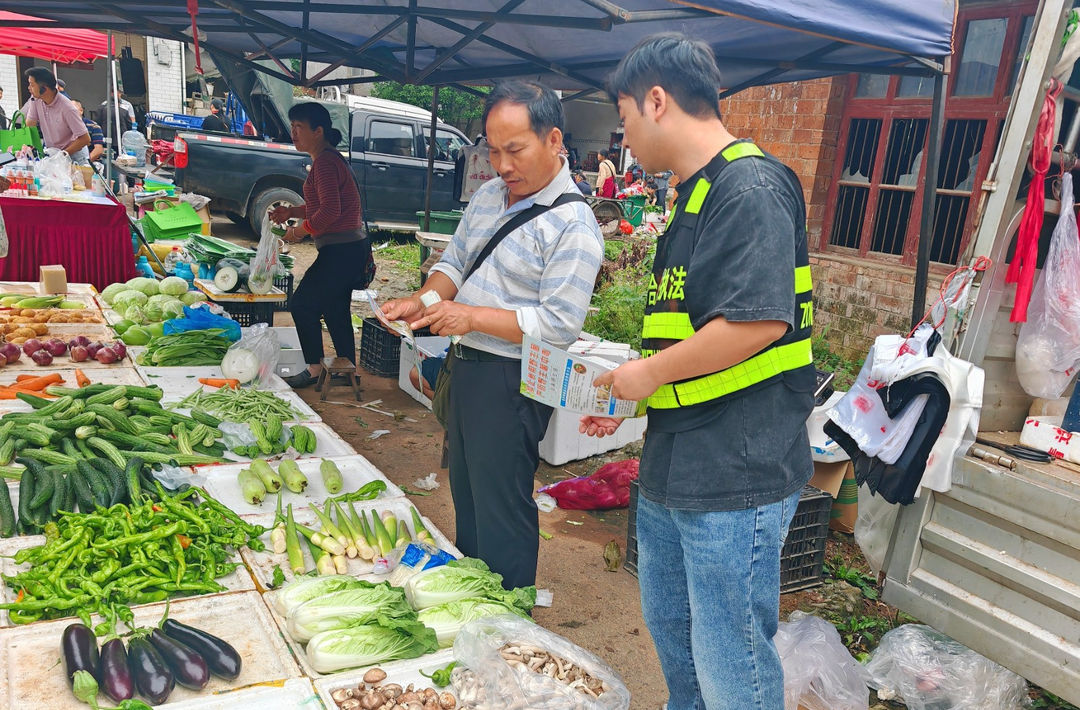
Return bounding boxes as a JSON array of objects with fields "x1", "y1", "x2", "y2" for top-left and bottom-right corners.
[
  {"x1": 290, "y1": 239, "x2": 371, "y2": 365},
  {"x1": 446, "y1": 356, "x2": 553, "y2": 589}
]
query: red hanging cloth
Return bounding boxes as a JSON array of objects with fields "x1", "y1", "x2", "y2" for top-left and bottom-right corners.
[
  {"x1": 1007, "y1": 79, "x2": 1062, "y2": 322},
  {"x1": 188, "y1": 0, "x2": 204, "y2": 75}
]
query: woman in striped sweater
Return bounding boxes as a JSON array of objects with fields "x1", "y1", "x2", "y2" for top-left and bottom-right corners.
[{"x1": 271, "y1": 102, "x2": 372, "y2": 388}]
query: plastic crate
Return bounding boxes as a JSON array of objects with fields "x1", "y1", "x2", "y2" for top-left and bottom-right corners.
[
  {"x1": 415, "y1": 210, "x2": 464, "y2": 235},
  {"x1": 218, "y1": 300, "x2": 275, "y2": 327},
  {"x1": 359, "y1": 318, "x2": 435, "y2": 377},
  {"x1": 273, "y1": 273, "x2": 294, "y2": 312},
  {"x1": 624, "y1": 483, "x2": 832, "y2": 592}
]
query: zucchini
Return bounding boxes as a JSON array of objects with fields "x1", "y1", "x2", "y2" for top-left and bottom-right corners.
[
  {"x1": 250, "y1": 458, "x2": 283, "y2": 493},
  {"x1": 320, "y1": 459, "x2": 343, "y2": 494},
  {"x1": 0, "y1": 481, "x2": 15, "y2": 537},
  {"x1": 14, "y1": 392, "x2": 58, "y2": 410},
  {"x1": 279, "y1": 458, "x2": 307, "y2": 493}
]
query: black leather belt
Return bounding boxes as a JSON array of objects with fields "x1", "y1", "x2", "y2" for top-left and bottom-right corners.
[{"x1": 452, "y1": 343, "x2": 517, "y2": 363}]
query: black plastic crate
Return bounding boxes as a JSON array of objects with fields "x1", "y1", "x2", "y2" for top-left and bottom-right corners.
[
  {"x1": 780, "y1": 485, "x2": 833, "y2": 593},
  {"x1": 218, "y1": 300, "x2": 275, "y2": 327},
  {"x1": 273, "y1": 273, "x2": 294, "y2": 312},
  {"x1": 624, "y1": 482, "x2": 832, "y2": 592},
  {"x1": 359, "y1": 317, "x2": 435, "y2": 377}
]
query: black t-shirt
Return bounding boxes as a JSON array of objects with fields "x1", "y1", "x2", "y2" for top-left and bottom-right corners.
[
  {"x1": 201, "y1": 113, "x2": 229, "y2": 133},
  {"x1": 638, "y1": 145, "x2": 815, "y2": 511}
]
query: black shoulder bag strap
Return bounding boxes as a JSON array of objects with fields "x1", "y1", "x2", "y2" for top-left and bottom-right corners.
[{"x1": 463, "y1": 191, "x2": 587, "y2": 281}]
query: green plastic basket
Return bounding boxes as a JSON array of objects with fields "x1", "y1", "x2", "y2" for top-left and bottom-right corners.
[{"x1": 415, "y1": 210, "x2": 464, "y2": 235}]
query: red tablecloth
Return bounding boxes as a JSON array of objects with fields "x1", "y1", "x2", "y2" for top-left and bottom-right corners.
[{"x1": 0, "y1": 195, "x2": 136, "y2": 290}]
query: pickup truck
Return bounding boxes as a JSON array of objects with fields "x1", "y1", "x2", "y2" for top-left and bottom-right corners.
[{"x1": 172, "y1": 55, "x2": 470, "y2": 235}]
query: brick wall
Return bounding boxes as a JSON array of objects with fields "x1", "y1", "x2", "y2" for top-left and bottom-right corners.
[
  {"x1": 720, "y1": 77, "x2": 844, "y2": 238},
  {"x1": 0, "y1": 54, "x2": 19, "y2": 122},
  {"x1": 145, "y1": 38, "x2": 184, "y2": 114}
]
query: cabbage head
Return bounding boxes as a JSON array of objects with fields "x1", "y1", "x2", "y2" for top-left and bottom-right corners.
[
  {"x1": 100, "y1": 283, "x2": 128, "y2": 305},
  {"x1": 112, "y1": 290, "x2": 148, "y2": 312},
  {"x1": 124, "y1": 304, "x2": 146, "y2": 324},
  {"x1": 161, "y1": 300, "x2": 186, "y2": 319},
  {"x1": 143, "y1": 302, "x2": 164, "y2": 322},
  {"x1": 159, "y1": 276, "x2": 189, "y2": 297},
  {"x1": 180, "y1": 291, "x2": 207, "y2": 306},
  {"x1": 125, "y1": 277, "x2": 160, "y2": 296}
]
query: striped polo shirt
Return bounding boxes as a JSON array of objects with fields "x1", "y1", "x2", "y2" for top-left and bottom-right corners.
[{"x1": 429, "y1": 158, "x2": 604, "y2": 359}]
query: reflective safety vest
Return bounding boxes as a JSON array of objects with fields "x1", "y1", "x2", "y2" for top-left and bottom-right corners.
[{"x1": 641, "y1": 141, "x2": 813, "y2": 410}]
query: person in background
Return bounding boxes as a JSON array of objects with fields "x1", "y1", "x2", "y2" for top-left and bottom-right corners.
[
  {"x1": 595, "y1": 148, "x2": 618, "y2": 197},
  {"x1": 22, "y1": 68, "x2": 90, "y2": 163},
  {"x1": 72, "y1": 100, "x2": 105, "y2": 163},
  {"x1": 408, "y1": 351, "x2": 447, "y2": 400},
  {"x1": 381, "y1": 81, "x2": 604, "y2": 590},
  {"x1": 574, "y1": 169, "x2": 593, "y2": 195},
  {"x1": 653, "y1": 170, "x2": 673, "y2": 212},
  {"x1": 97, "y1": 90, "x2": 135, "y2": 133},
  {"x1": 271, "y1": 102, "x2": 371, "y2": 388},
  {"x1": 56, "y1": 79, "x2": 66, "y2": 94},
  {"x1": 582, "y1": 33, "x2": 815, "y2": 710},
  {"x1": 201, "y1": 99, "x2": 230, "y2": 133},
  {"x1": 0, "y1": 86, "x2": 8, "y2": 130}
]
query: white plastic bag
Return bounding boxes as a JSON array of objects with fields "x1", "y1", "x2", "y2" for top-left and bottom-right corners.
[
  {"x1": 460, "y1": 138, "x2": 496, "y2": 201},
  {"x1": 775, "y1": 612, "x2": 871, "y2": 710},
  {"x1": 1016, "y1": 172, "x2": 1080, "y2": 398},
  {"x1": 855, "y1": 484, "x2": 899, "y2": 575},
  {"x1": 37, "y1": 148, "x2": 73, "y2": 197},
  {"x1": 452, "y1": 615, "x2": 631, "y2": 710},
  {"x1": 865, "y1": 625, "x2": 1030, "y2": 710},
  {"x1": 248, "y1": 216, "x2": 285, "y2": 295},
  {"x1": 222, "y1": 324, "x2": 280, "y2": 389}
]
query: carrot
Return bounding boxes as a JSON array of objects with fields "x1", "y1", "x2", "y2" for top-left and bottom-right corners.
[
  {"x1": 0, "y1": 389, "x2": 55, "y2": 399},
  {"x1": 75, "y1": 369, "x2": 91, "y2": 388},
  {"x1": 8, "y1": 373, "x2": 64, "y2": 391},
  {"x1": 198, "y1": 378, "x2": 240, "y2": 389},
  {"x1": 14, "y1": 375, "x2": 34, "y2": 383}
]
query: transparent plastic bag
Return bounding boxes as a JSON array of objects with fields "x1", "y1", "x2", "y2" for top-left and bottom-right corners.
[
  {"x1": 865, "y1": 625, "x2": 1030, "y2": 710},
  {"x1": 452, "y1": 615, "x2": 631, "y2": 710},
  {"x1": 775, "y1": 612, "x2": 871, "y2": 710},
  {"x1": 1016, "y1": 172, "x2": 1080, "y2": 399},
  {"x1": 248, "y1": 217, "x2": 285, "y2": 295},
  {"x1": 37, "y1": 148, "x2": 73, "y2": 197},
  {"x1": 223, "y1": 323, "x2": 280, "y2": 388},
  {"x1": 854, "y1": 484, "x2": 899, "y2": 575}
]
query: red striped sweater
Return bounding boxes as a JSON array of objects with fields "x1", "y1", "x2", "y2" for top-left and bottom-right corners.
[{"x1": 302, "y1": 151, "x2": 362, "y2": 236}]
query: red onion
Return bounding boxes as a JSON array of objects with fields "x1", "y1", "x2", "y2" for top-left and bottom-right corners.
[
  {"x1": 44, "y1": 339, "x2": 67, "y2": 357},
  {"x1": 67, "y1": 336, "x2": 91, "y2": 350},
  {"x1": 31, "y1": 349, "x2": 53, "y2": 366},
  {"x1": 69, "y1": 345, "x2": 89, "y2": 362},
  {"x1": 95, "y1": 347, "x2": 119, "y2": 364},
  {"x1": 110, "y1": 341, "x2": 127, "y2": 359},
  {"x1": 22, "y1": 339, "x2": 43, "y2": 356},
  {"x1": 0, "y1": 343, "x2": 19, "y2": 364},
  {"x1": 86, "y1": 342, "x2": 104, "y2": 358}
]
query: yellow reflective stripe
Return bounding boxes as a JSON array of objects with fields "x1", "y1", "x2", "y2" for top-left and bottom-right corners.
[
  {"x1": 642, "y1": 312, "x2": 694, "y2": 340},
  {"x1": 722, "y1": 142, "x2": 765, "y2": 161},
  {"x1": 685, "y1": 179, "x2": 711, "y2": 215},
  {"x1": 795, "y1": 265, "x2": 813, "y2": 294},
  {"x1": 648, "y1": 338, "x2": 813, "y2": 409}
]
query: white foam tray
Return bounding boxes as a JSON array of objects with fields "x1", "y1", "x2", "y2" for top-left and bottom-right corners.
[
  {"x1": 1, "y1": 348, "x2": 138, "y2": 372},
  {"x1": 0, "y1": 591, "x2": 303, "y2": 710},
  {"x1": 138, "y1": 366, "x2": 290, "y2": 399},
  {"x1": 314, "y1": 650, "x2": 458, "y2": 706},
  {"x1": 0, "y1": 534, "x2": 256, "y2": 627},
  {"x1": 215, "y1": 422, "x2": 356, "y2": 463},
  {"x1": 197, "y1": 454, "x2": 402, "y2": 519},
  {"x1": 240, "y1": 498, "x2": 459, "y2": 597},
  {"x1": 33, "y1": 324, "x2": 115, "y2": 339},
  {"x1": 163, "y1": 677, "x2": 317, "y2": 710},
  {"x1": 160, "y1": 388, "x2": 320, "y2": 424},
  {"x1": 0, "y1": 365, "x2": 147, "y2": 414}
]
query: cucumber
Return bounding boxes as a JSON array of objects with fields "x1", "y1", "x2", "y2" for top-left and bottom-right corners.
[
  {"x1": 0, "y1": 481, "x2": 15, "y2": 537},
  {"x1": 124, "y1": 386, "x2": 164, "y2": 401},
  {"x1": 190, "y1": 409, "x2": 222, "y2": 428},
  {"x1": 86, "y1": 387, "x2": 127, "y2": 406},
  {"x1": 16, "y1": 459, "x2": 35, "y2": 533},
  {"x1": 71, "y1": 471, "x2": 95, "y2": 513},
  {"x1": 77, "y1": 460, "x2": 110, "y2": 507},
  {"x1": 125, "y1": 457, "x2": 145, "y2": 504},
  {"x1": 27, "y1": 464, "x2": 54, "y2": 510},
  {"x1": 48, "y1": 472, "x2": 67, "y2": 518},
  {"x1": 90, "y1": 458, "x2": 126, "y2": 502}
]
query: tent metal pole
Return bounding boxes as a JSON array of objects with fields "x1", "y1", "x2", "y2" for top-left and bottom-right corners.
[
  {"x1": 422, "y1": 85, "x2": 440, "y2": 233},
  {"x1": 105, "y1": 30, "x2": 113, "y2": 187},
  {"x1": 911, "y1": 70, "x2": 947, "y2": 328}
]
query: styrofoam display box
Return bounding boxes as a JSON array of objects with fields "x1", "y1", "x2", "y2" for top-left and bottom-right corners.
[
  {"x1": 398, "y1": 335, "x2": 452, "y2": 407},
  {"x1": 270, "y1": 326, "x2": 306, "y2": 378},
  {"x1": 806, "y1": 390, "x2": 850, "y2": 463}
]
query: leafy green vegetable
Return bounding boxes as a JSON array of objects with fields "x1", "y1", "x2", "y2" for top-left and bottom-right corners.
[
  {"x1": 418, "y1": 598, "x2": 531, "y2": 647},
  {"x1": 404, "y1": 559, "x2": 536, "y2": 612},
  {"x1": 305, "y1": 619, "x2": 439, "y2": 674},
  {"x1": 159, "y1": 276, "x2": 189, "y2": 297},
  {"x1": 286, "y1": 581, "x2": 416, "y2": 643},
  {"x1": 270, "y1": 564, "x2": 286, "y2": 589},
  {"x1": 100, "y1": 283, "x2": 128, "y2": 305},
  {"x1": 273, "y1": 575, "x2": 372, "y2": 617}
]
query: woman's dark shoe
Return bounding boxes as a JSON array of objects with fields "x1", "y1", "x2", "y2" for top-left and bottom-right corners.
[{"x1": 285, "y1": 370, "x2": 318, "y2": 388}]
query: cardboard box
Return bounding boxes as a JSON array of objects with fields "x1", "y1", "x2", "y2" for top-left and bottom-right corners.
[
  {"x1": 809, "y1": 460, "x2": 857, "y2": 534},
  {"x1": 398, "y1": 336, "x2": 452, "y2": 408}
]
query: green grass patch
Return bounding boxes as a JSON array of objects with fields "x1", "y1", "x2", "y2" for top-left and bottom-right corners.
[
  {"x1": 376, "y1": 241, "x2": 422, "y2": 267},
  {"x1": 584, "y1": 265, "x2": 649, "y2": 351},
  {"x1": 813, "y1": 330, "x2": 863, "y2": 391}
]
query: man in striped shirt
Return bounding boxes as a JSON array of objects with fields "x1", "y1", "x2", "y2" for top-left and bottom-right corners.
[{"x1": 383, "y1": 81, "x2": 603, "y2": 588}]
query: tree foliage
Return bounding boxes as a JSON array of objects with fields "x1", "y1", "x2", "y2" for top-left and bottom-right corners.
[{"x1": 370, "y1": 82, "x2": 489, "y2": 130}]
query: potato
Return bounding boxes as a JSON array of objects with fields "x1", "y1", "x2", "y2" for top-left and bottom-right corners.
[
  {"x1": 33, "y1": 314, "x2": 50, "y2": 323},
  {"x1": 30, "y1": 324, "x2": 48, "y2": 336},
  {"x1": 0, "y1": 325, "x2": 14, "y2": 334},
  {"x1": 16, "y1": 309, "x2": 34, "y2": 317},
  {"x1": 11, "y1": 316, "x2": 30, "y2": 324},
  {"x1": 12, "y1": 327, "x2": 36, "y2": 339},
  {"x1": 8, "y1": 337, "x2": 25, "y2": 344}
]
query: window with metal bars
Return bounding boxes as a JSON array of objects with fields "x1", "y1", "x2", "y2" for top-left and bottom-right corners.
[{"x1": 821, "y1": 3, "x2": 1036, "y2": 267}]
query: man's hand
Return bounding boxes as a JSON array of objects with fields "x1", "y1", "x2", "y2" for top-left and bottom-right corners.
[
  {"x1": 579, "y1": 416, "x2": 624, "y2": 438},
  {"x1": 410, "y1": 300, "x2": 476, "y2": 336},
  {"x1": 593, "y1": 358, "x2": 662, "y2": 403},
  {"x1": 269, "y1": 205, "x2": 293, "y2": 224},
  {"x1": 381, "y1": 296, "x2": 424, "y2": 323},
  {"x1": 0, "y1": 176, "x2": 9, "y2": 193}
]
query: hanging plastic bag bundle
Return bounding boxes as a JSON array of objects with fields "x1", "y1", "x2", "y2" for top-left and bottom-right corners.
[
  {"x1": 221, "y1": 323, "x2": 280, "y2": 388},
  {"x1": 1015, "y1": 172, "x2": 1080, "y2": 398},
  {"x1": 248, "y1": 215, "x2": 286, "y2": 295},
  {"x1": 37, "y1": 148, "x2": 73, "y2": 197}
]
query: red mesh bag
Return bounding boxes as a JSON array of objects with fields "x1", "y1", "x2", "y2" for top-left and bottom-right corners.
[{"x1": 540, "y1": 459, "x2": 639, "y2": 510}]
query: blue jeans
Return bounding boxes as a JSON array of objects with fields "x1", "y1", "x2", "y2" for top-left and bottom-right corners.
[{"x1": 638, "y1": 488, "x2": 801, "y2": 710}]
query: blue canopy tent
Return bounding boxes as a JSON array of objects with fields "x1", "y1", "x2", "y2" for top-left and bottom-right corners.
[{"x1": 0, "y1": 0, "x2": 957, "y2": 321}]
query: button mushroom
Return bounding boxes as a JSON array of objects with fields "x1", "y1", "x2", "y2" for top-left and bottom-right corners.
[
  {"x1": 333, "y1": 688, "x2": 357, "y2": 705},
  {"x1": 365, "y1": 668, "x2": 389, "y2": 685},
  {"x1": 439, "y1": 692, "x2": 457, "y2": 709}
]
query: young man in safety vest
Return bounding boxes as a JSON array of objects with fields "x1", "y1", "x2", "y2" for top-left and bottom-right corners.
[{"x1": 581, "y1": 33, "x2": 815, "y2": 709}]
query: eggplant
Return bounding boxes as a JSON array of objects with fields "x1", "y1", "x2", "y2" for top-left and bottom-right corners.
[
  {"x1": 99, "y1": 638, "x2": 135, "y2": 702},
  {"x1": 162, "y1": 618, "x2": 242, "y2": 680},
  {"x1": 149, "y1": 629, "x2": 210, "y2": 690},
  {"x1": 128, "y1": 636, "x2": 175, "y2": 705},
  {"x1": 61, "y1": 623, "x2": 99, "y2": 687}
]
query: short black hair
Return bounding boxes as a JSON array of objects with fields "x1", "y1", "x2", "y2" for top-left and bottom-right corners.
[
  {"x1": 24, "y1": 67, "x2": 57, "y2": 92},
  {"x1": 288, "y1": 101, "x2": 343, "y2": 147},
  {"x1": 605, "y1": 32, "x2": 723, "y2": 120},
  {"x1": 482, "y1": 80, "x2": 564, "y2": 138},
  {"x1": 598, "y1": 148, "x2": 608, "y2": 158}
]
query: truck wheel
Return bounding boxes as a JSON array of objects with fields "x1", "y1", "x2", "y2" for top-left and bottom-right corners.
[
  {"x1": 224, "y1": 211, "x2": 246, "y2": 226},
  {"x1": 250, "y1": 187, "x2": 303, "y2": 236}
]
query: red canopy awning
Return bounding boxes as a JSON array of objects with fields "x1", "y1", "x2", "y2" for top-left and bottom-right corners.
[{"x1": 0, "y1": 11, "x2": 111, "y2": 64}]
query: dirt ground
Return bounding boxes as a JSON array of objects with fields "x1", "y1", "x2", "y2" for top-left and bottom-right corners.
[{"x1": 208, "y1": 217, "x2": 949, "y2": 710}]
